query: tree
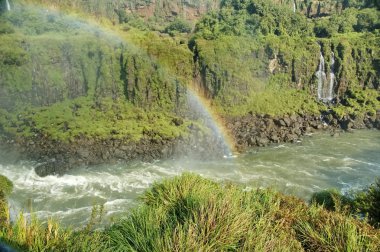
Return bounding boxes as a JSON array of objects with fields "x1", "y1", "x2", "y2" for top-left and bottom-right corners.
[{"x1": 164, "y1": 18, "x2": 192, "y2": 36}]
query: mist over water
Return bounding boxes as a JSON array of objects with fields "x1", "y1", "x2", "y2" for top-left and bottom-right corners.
[
  {"x1": 1, "y1": 130, "x2": 379, "y2": 227},
  {"x1": 185, "y1": 90, "x2": 233, "y2": 157}
]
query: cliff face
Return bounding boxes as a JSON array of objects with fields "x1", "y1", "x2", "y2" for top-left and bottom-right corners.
[
  {"x1": 122, "y1": 0, "x2": 220, "y2": 22},
  {"x1": 0, "y1": 35, "x2": 180, "y2": 111},
  {"x1": 12, "y1": 0, "x2": 220, "y2": 24},
  {"x1": 192, "y1": 34, "x2": 379, "y2": 116},
  {"x1": 0, "y1": 0, "x2": 379, "y2": 175}
]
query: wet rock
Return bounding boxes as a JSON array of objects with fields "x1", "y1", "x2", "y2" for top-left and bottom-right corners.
[
  {"x1": 283, "y1": 117, "x2": 292, "y2": 127},
  {"x1": 275, "y1": 119, "x2": 286, "y2": 127},
  {"x1": 256, "y1": 136, "x2": 269, "y2": 146},
  {"x1": 77, "y1": 148, "x2": 90, "y2": 159},
  {"x1": 35, "y1": 159, "x2": 71, "y2": 177}
]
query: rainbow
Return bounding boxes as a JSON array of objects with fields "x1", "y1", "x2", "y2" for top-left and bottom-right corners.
[
  {"x1": 186, "y1": 85, "x2": 236, "y2": 156},
  {"x1": 7, "y1": 1, "x2": 237, "y2": 156}
]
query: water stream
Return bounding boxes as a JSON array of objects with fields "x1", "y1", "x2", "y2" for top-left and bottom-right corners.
[
  {"x1": 316, "y1": 48, "x2": 335, "y2": 102},
  {"x1": 1, "y1": 130, "x2": 379, "y2": 227},
  {"x1": 5, "y1": 0, "x2": 10, "y2": 11}
]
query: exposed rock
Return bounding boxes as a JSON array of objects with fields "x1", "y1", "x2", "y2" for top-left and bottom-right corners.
[
  {"x1": 2, "y1": 110, "x2": 379, "y2": 177},
  {"x1": 35, "y1": 159, "x2": 71, "y2": 177}
]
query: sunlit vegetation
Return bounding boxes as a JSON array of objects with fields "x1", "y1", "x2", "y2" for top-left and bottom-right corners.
[
  {"x1": 0, "y1": 0, "x2": 379, "y2": 250},
  {"x1": 312, "y1": 178, "x2": 380, "y2": 228},
  {"x1": 0, "y1": 0, "x2": 379, "y2": 143},
  {"x1": 1, "y1": 174, "x2": 380, "y2": 251},
  {"x1": 0, "y1": 97, "x2": 193, "y2": 142}
]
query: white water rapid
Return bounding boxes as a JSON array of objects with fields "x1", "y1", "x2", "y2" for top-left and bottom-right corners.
[{"x1": 2, "y1": 130, "x2": 380, "y2": 227}]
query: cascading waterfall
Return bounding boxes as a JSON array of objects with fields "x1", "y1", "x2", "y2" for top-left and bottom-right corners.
[
  {"x1": 6, "y1": 0, "x2": 10, "y2": 11},
  {"x1": 316, "y1": 49, "x2": 327, "y2": 100},
  {"x1": 293, "y1": 0, "x2": 296, "y2": 13},
  {"x1": 328, "y1": 52, "x2": 336, "y2": 101},
  {"x1": 316, "y1": 47, "x2": 335, "y2": 102}
]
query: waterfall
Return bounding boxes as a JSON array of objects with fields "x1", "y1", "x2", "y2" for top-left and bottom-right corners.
[
  {"x1": 6, "y1": 0, "x2": 10, "y2": 11},
  {"x1": 293, "y1": 0, "x2": 296, "y2": 13},
  {"x1": 316, "y1": 49, "x2": 327, "y2": 101},
  {"x1": 328, "y1": 52, "x2": 335, "y2": 101},
  {"x1": 316, "y1": 47, "x2": 335, "y2": 102}
]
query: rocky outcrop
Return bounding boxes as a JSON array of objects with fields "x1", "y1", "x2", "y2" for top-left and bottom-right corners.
[
  {"x1": 226, "y1": 110, "x2": 380, "y2": 150},
  {"x1": 2, "y1": 109, "x2": 379, "y2": 177},
  {"x1": 0, "y1": 124, "x2": 227, "y2": 176}
]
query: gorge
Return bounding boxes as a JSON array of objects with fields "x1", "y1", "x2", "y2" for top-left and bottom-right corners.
[
  {"x1": 1, "y1": 130, "x2": 380, "y2": 227},
  {"x1": 0, "y1": 0, "x2": 379, "y2": 250}
]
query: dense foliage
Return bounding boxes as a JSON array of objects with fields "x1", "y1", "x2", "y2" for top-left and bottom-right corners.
[
  {"x1": 195, "y1": 0, "x2": 312, "y2": 38},
  {"x1": 0, "y1": 175, "x2": 13, "y2": 229},
  {"x1": 0, "y1": 0, "x2": 379, "y2": 144},
  {"x1": 312, "y1": 178, "x2": 380, "y2": 227},
  {"x1": 0, "y1": 6, "x2": 197, "y2": 142},
  {"x1": 1, "y1": 174, "x2": 380, "y2": 251},
  {"x1": 0, "y1": 1, "x2": 379, "y2": 250}
]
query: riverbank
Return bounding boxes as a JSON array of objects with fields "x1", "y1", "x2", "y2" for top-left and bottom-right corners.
[
  {"x1": 229, "y1": 110, "x2": 380, "y2": 150},
  {"x1": 2, "y1": 129, "x2": 380, "y2": 226},
  {"x1": 1, "y1": 109, "x2": 379, "y2": 177}
]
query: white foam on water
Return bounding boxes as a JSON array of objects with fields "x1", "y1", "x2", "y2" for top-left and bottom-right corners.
[
  {"x1": 1, "y1": 130, "x2": 379, "y2": 226},
  {"x1": 344, "y1": 157, "x2": 379, "y2": 167}
]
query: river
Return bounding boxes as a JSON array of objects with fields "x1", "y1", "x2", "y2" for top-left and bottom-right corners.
[{"x1": 1, "y1": 130, "x2": 379, "y2": 227}]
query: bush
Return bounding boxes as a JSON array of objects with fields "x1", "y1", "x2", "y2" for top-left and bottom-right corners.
[
  {"x1": 353, "y1": 178, "x2": 380, "y2": 227},
  {"x1": 0, "y1": 22, "x2": 14, "y2": 34},
  {"x1": 105, "y1": 173, "x2": 380, "y2": 251},
  {"x1": 311, "y1": 178, "x2": 380, "y2": 228},
  {"x1": 0, "y1": 175, "x2": 12, "y2": 229},
  {"x1": 0, "y1": 175, "x2": 12, "y2": 196},
  {"x1": 310, "y1": 189, "x2": 353, "y2": 212},
  {"x1": 355, "y1": 8, "x2": 380, "y2": 32},
  {"x1": 164, "y1": 18, "x2": 192, "y2": 36}
]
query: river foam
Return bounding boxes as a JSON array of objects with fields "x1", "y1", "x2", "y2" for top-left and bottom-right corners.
[{"x1": 1, "y1": 130, "x2": 380, "y2": 226}]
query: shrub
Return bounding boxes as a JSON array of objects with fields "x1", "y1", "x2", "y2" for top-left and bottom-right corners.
[
  {"x1": 310, "y1": 189, "x2": 353, "y2": 212},
  {"x1": 0, "y1": 175, "x2": 12, "y2": 229},
  {"x1": 353, "y1": 178, "x2": 380, "y2": 227},
  {"x1": 164, "y1": 18, "x2": 192, "y2": 36},
  {"x1": 105, "y1": 173, "x2": 380, "y2": 251},
  {"x1": 0, "y1": 175, "x2": 13, "y2": 196},
  {"x1": 0, "y1": 22, "x2": 14, "y2": 34}
]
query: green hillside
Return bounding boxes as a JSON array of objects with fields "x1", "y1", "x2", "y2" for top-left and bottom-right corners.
[{"x1": 0, "y1": 0, "x2": 378, "y2": 167}]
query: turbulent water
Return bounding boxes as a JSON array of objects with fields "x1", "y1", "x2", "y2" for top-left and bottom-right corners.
[{"x1": 1, "y1": 130, "x2": 380, "y2": 227}]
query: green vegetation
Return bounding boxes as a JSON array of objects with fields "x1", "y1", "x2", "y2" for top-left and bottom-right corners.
[
  {"x1": 0, "y1": 1, "x2": 379, "y2": 250},
  {"x1": 164, "y1": 18, "x2": 192, "y2": 36},
  {"x1": 195, "y1": 0, "x2": 312, "y2": 38},
  {"x1": 0, "y1": 0, "x2": 379, "y2": 145},
  {"x1": 312, "y1": 178, "x2": 380, "y2": 227},
  {"x1": 0, "y1": 97, "x2": 192, "y2": 142},
  {"x1": 0, "y1": 175, "x2": 13, "y2": 228},
  {"x1": 191, "y1": 0, "x2": 379, "y2": 117},
  {"x1": 354, "y1": 178, "x2": 380, "y2": 227},
  {"x1": 330, "y1": 87, "x2": 380, "y2": 120},
  {"x1": 0, "y1": 175, "x2": 13, "y2": 196},
  {"x1": 0, "y1": 6, "x2": 197, "y2": 142},
  {"x1": 1, "y1": 174, "x2": 380, "y2": 251}
]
